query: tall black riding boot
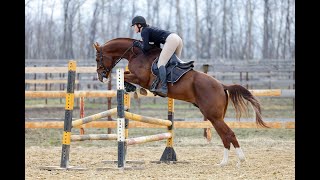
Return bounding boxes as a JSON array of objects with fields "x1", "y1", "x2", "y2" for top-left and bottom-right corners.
[{"x1": 155, "y1": 65, "x2": 168, "y2": 97}]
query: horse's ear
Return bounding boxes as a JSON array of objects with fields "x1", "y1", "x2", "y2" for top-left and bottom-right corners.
[{"x1": 93, "y1": 42, "x2": 100, "y2": 51}]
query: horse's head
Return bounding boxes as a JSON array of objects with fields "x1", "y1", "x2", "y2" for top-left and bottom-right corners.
[
  {"x1": 93, "y1": 42, "x2": 114, "y2": 83},
  {"x1": 93, "y1": 38, "x2": 138, "y2": 83}
]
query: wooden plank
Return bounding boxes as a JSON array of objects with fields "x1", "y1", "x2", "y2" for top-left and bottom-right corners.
[
  {"x1": 25, "y1": 89, "x2": 295, "y2": 99},
  {"x1": 25, "y1": 80, "x2": 80, "y2": 84},
  {"x1": 25, "y1": 90, "x2": 117, "y2": 98},
  {"x1": 124, "y1": 112, "x2": 172, "y2": 126},
  {"x1": 25, "y1": 121, "x2": 295, "y2": 129},
  {"x1": 71, "y1": 134, "x2": 117, "y2": 141},
  {"x1": 126, "y1": 133, "x2": 172, "y2": 145},
  {"x1": 249, "y1": 89, "x2": 281, "y2": 96},
  {"x1": 25, "y1": 67, "x2": 96, "y2": 73},
  {"x1": 285, "y1": 122, "x2": 295, "y2": 129}
]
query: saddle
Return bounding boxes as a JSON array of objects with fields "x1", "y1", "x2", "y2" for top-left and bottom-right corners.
[{"x1": 150, "y1": 54, "x2": 194, "y2": 92}]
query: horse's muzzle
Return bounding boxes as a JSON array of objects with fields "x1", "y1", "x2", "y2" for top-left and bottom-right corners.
[
  {"x1": 97, "y1": 70, "x2": 108, "y2": 82},
  {"x1": 97, "y1": 72, "x2": 108, "y2": 83}
]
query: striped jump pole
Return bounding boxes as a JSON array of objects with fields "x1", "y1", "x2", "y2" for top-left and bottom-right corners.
[
  {"x1": 41, "y1": 60, "x2": 85, "y2": 170},
  {"x1": 117, "y1": 68, "x2": 126, "y2": 168},
  {"x1": 40, "y1": 60, "x2": 85, "y2": 170},
  {"x1": 60, "y1": 60, "x2": 77, "y2": 169},
  {"x1": 124, "y1": 66, "x2": 130, "y2": 158},
  {"x1": 160, "y1": 98, "x2": 177, "y2": 162}
]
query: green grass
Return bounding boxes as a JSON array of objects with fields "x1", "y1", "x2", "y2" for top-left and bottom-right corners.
[
  {"x1": 25, "y1": 97, "x2": 295, "y2": 119},
  {"x1": 25, "y1": 128, "x2": 295, "y2": 148}
]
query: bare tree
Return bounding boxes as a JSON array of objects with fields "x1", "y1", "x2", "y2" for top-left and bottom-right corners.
[
  {"x1": 228, "y1": 0, "x2": 235, "y2": 59},
  {"x1": 221, "y1": 0, "x2": 228, "y2": 58},
  {"x1": 283, "y1": 0, "x2": 292, "y2": 59},
  {"x1": 242, "y1": 0, "x2": 254, "y2": 59},
  {"x1": 194, "y1": 0, "x2": 200, "y2": 59},
  {"x1": 25, "y1": 0, "x2": 295, "y2": 60},
  {"x1": 262, "y1": 0, "x2": 271, "y2": 59},
  {"x1": 87, "y1": 0, "x2": 101, "y2": 58},
  {"x1": 129, "y1": 0, "x2": 136, "y2": 38},
  {"x1": 45, "y1": 0, "x2": 58, "y2": 59},
  {"x1": 276, "y1": 0, "x2": 284, "y2": 59},
  {"x1": 100, "y1": 0, "x2": 107, "y2": 40},
  {"x1": 175, "y1": 0, "x2": 183, "y2": 57},
  {"x1": 61, "y1": 0, "x2": 85, "y2": 59},
  {"x1": 153, "y1": 1, "x2": 160, "y2": 27},
  {"x1": 115, "y1": 0, "x2": 124, "y2": 37},
  {"x1": 165, "y1": 0, "x2": 173, "y2": 30}
]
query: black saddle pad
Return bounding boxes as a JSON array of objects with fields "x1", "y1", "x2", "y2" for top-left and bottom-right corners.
[{"x1": 151, "y1": 54, "x2": 194, "y2": 84}]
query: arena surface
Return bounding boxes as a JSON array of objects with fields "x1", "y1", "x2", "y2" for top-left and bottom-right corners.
[{"x1": 25, "y1": 136, "x2": 294, "y2": 179}]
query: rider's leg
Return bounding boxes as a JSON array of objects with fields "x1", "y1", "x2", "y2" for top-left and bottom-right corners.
[
  {"x1": 156, "y1": 33, "x2": 180, "y2": 96},
  {"x1": 174, "y1": 35, "x2": 183, "y2": 58}
]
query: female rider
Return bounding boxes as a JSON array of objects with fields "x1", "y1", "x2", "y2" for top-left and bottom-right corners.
[{"x1": 131, "y1": 15, "x2": 183, "y2": 97}]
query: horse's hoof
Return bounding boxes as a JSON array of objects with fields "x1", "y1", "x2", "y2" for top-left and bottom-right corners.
[
  {"x1": 236, "y1": 159, "x2": 246, "y2": 168},
  {"x1": 133, "y1": 92, "x2": 139, "y2": 99},
  {"x1": 215, "y1": 162, "x2": 227, "y2": 167},
  {"x1": 236, "y1": 161, "x2": 242, "y2": 168},
  {"x1": 139, "y1": 88, "x2": 148, "y2": 95}
]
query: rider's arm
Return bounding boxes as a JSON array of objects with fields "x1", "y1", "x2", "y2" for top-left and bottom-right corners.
[{"x1": 141, "y1": 29, "x2": 152, "y2": 52}]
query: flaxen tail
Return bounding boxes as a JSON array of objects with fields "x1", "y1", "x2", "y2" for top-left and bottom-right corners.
[{"x1": 222, "y1": 84, "x2": 268, "y2": 128}]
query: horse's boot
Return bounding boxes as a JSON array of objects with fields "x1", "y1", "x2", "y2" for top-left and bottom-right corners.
[
  {"x1": 154, "y1": 65, "x2": 168, "y2": 97},
  {"x1": 124, "y1": 81, "x2": 136, "y2": 92}
]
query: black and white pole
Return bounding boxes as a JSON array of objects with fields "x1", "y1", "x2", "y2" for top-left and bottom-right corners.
[{"x1": 117, "y1": 68, "x2": 126, "y2": 168}]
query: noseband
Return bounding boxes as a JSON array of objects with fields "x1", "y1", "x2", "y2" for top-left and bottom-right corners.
[{"x1": 97, "y1": 44, "x2": 135, "y2": 78}]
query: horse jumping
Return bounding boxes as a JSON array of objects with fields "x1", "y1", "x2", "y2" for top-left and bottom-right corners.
[{"x1": 93, "y1": 38, "x2": 268, "y2": 167}]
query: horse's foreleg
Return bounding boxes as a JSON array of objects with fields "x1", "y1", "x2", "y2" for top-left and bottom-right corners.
[
  {"x1": 124, "y1": 73, "x2": 140, "y2": 84},
  {"x1": 211, "y1": 120, "x2": 245, "y2": 167}
]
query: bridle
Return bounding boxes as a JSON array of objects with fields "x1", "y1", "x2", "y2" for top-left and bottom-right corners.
[{"x1": 97, "y1": 43, "x2": 135, "y2": 78}]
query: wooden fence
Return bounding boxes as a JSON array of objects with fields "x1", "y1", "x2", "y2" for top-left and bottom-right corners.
[
  {"x1": 25, "y1": 59, "x2": 295, "y2": 129},
  {"x1": 25, "y1": 59, "x2": 295, "y2": 91}
]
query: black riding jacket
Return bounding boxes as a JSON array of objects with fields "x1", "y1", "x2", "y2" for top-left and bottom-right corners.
[{"x1": 140, "y1": 26, "x2": 171, "y2": 52}]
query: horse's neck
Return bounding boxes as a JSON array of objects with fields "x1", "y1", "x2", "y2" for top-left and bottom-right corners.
[{"x1": 107, "y1": 40, "x2": 132, "y2": 55}]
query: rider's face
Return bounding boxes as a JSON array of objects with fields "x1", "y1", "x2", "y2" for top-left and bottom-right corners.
[{"x1": 132, "y1": 24, "x2": 141, "y2": 33}]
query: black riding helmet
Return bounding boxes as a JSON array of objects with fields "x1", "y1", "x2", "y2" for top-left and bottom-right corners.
[{"x1": 131, "y1": 16, "x2": 147, "y2": 27}]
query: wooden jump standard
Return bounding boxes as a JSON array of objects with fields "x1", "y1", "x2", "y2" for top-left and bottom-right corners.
[{"x1": 40, "y1": 61, "x2": 176, "y2": 171}]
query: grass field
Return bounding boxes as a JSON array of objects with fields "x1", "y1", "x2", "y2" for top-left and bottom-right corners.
[
  {"x1": 25, "y1": 96, "x2": 295, "y2": 120},
  {"x1": 25, "y1": 128, "x2": 295, "y2": 147}
]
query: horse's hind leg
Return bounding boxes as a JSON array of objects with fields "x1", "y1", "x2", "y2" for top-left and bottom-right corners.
[{"x1": 210, "y1": 119, "x2": 245, "y2": 166}]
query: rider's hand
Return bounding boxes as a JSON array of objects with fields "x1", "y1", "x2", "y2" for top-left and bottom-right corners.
[{"x1": 133, "y1": 40, "x2": 141, "y2": 47}]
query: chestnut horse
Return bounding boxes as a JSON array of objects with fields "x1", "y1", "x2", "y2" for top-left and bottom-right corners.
[{"x1": 93, "y1": 38, "x2": 268, "y2": 167}]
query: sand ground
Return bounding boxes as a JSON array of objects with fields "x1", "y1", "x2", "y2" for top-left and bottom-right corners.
[{"x1": 25, "y1": 137, "x2": 294, "y2": 180}]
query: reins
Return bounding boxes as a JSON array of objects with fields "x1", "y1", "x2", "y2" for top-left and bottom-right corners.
[{"x1": 98, "y1": 43, "x2": 134, "y2": 73}]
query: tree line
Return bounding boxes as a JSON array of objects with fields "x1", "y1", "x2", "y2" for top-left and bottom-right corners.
[{"x1": 25, "y1": 0, "x2": 295, "y2": 61}]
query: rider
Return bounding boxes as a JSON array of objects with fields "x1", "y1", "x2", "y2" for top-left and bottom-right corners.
[{"x1": 131, "y1": 15, "x2": 183, "y2": 97}]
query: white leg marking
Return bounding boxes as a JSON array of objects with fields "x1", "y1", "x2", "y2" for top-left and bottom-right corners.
[
  {"x1": 217, "y1": 148, "x2": 229, "y2": 167},
  {"x1": 102, "y1": 77, "x2": 109, "y2": 83},
  {"x1": 235, "y1": 147, "x2": 245, "y2": 161},
  {"x1": 235, "y1": 147, "x2": 246, "y2": 168}
]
